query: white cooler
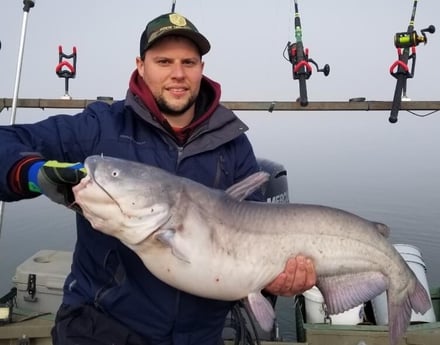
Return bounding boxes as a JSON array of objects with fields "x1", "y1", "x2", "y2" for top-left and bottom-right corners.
[{"x1": 12, "y1": 250, "x2": 72, "y2": 314}]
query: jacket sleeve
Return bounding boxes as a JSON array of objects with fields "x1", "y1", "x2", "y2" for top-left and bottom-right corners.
[
  {"x1": 0, "y1": 102, "x2": 114, "y2": 201},
  {"x1": 233, "y1": 134, "x2": 265, "y2": 202}
]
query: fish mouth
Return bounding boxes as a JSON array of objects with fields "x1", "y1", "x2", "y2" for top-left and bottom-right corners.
[
  {"x1": 81, "y1": 155, "x2": 172, "y2": 240},
  {"x1": 83, "y1": 156, "x2": 125, "y2": 214}
]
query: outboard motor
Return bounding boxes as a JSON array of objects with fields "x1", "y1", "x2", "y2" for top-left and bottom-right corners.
[{"x1": 257, "y1": 158, "x2": 290, "y2": 204}]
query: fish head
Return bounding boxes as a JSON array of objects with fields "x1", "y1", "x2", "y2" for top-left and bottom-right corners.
[{"x1": 73, "y1": 155, "x2": 173, "y2": 245}]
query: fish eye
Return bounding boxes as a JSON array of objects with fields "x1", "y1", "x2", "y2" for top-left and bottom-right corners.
[{"x1": 111, "y1": 169, "x2": 120, "y2": 177}]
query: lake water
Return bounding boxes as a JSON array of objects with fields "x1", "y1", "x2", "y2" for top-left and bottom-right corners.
[{"x1": 0, "y1": 109, "x2": 439, "y2": 341}]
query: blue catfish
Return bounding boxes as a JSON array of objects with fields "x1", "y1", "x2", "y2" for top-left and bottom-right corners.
[{"x1": 72, "y1": 155, "x2": 431, "y2": 345}]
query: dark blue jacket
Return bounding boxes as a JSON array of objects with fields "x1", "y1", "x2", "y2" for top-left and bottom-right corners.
[{"x1": 0, "y1": 80, "x2": 262, "y2": 344}]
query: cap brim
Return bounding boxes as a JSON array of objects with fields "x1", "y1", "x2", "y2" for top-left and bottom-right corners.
[{"x1": 147, "y1": 28, "x2": 211, "y2": 56}]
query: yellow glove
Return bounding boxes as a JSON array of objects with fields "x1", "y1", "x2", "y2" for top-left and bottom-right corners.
[{"x1": 28, "y1": 160, "x2": 87, "y2": 211}]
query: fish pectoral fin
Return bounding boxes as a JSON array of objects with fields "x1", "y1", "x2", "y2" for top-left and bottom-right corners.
[
  {"x1": 155, "y1": 229, "x2": 191, "y2": 264},
  {"x1": 117, "y1": 203, "x2": 171, "y2": 245},
  {"x1": 225, "y1": 171, "x2": 269, "y2": 201},
  {"x1": 246, "y1": 292, "x2": 275, "y2": 332},
  {"x1": 317, "y1": 271, "x2": 388, "y2": 315}
]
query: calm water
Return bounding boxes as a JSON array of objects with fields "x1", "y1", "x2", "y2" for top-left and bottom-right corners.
[{"x1": 0, "y1": 110, "x2": 439, "y2": 340}]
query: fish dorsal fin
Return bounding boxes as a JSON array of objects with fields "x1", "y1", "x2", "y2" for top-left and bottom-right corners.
[
  {"x1": 374, "y1": 222, "x2": 390, "y2": 238},
  {"x1": 225, "y1": 171, "x2": 270, "y2": 201},
  {"x1": 317, "y1": 272, "x2": 388, "y2": 315},
  {"x1": 246, "y1": 291, "x2": 276, "y2": 332}
]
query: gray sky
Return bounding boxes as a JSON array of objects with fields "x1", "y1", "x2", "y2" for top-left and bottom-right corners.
[
  {"x1": 0, "y1": 0, "x2": 439, "y2": 102},
  {"x1": 0, "y1": 1, "x2": 440, "y2": 286}
]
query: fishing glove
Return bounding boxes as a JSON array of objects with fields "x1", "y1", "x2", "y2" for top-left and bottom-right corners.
[{"x1": 27, "y1": 160, "x2": 87, "y2": 212}]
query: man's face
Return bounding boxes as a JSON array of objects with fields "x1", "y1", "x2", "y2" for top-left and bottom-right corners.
[{"x1": 137, "y1": 36, "x2": 204, "y2": 117}]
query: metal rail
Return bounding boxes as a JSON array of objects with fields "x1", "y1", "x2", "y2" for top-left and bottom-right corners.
[{"x1": 1, "y1": 98, "x2": 440, "y2": 113}]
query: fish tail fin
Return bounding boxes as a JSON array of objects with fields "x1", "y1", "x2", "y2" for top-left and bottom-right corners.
[{"x1": 387, "y1": 280, "x2": 431, "y2": 345}]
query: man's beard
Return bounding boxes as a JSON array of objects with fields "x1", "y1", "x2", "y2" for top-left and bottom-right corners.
[{"x1": 156, "y1": 95, "x2": 197, "y2": 117}]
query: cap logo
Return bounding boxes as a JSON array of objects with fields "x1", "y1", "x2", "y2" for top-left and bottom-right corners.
[{"x1": 169, "y1": 13, "x2": 187, "y2": 27}]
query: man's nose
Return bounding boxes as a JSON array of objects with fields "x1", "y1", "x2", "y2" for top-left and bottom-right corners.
[{"x1": 170, "y1": 63, "x2": 185, "y2": 78}]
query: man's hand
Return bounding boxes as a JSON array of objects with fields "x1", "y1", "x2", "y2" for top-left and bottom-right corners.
[
  {"x1": 28, "y1": 160, "x2": 86, "y2": 211},
  {"x1": 264, "y1": 256, "x2": 316, "y2": 296}
]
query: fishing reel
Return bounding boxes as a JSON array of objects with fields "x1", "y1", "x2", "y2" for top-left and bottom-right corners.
[
  {"x1": 285, "y1": 42, "x2": 330, "y2": 80},
  {"x1": 394, "y1": 25, "x2": 435, "y2": 48},
  {"x1": 390, "y1": 24, "x2": 436, "y2": 81}
]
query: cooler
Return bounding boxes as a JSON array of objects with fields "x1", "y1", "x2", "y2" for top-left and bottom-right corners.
[{"x1": 11, "y1": 250, "x2": 72, "y2": 314}]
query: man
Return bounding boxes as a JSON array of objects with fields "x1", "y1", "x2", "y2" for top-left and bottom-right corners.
[{"x1": 0, "y1": 12, "x2": 315, "y2": 345}]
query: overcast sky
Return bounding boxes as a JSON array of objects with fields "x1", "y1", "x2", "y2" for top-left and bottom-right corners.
[{"x1": 0, "y1": 0, "x2": 438, "y2": 102}]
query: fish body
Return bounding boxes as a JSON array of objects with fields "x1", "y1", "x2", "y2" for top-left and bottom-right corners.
[{"x1": 73, "y1": 155, "x2": 431, "y2": 345}]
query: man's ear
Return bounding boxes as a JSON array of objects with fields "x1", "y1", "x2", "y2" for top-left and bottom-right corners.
[{"x1": 136, "y1": 56, "x2": 144, "y2": 75}]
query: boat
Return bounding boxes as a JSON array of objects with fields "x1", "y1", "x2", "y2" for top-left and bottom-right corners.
[{"x1": 1, "y1": 1, "x2": 439, "y2": 342}]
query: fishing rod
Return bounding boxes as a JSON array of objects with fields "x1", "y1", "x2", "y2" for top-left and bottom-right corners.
[
  {"x1": 0, "y1": 0, "x2": 36, "y2": 238},
  {"x1": 388, "y1": 0, "x2": 435, "y2": 123},
  {"x1": 171, "y1": 0, "x2": 176, "y2": 13},
  {"x1": 284, "y1": 0, "x2": 329, "y2": 106}
]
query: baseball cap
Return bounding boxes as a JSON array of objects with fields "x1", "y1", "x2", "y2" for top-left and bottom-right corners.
[{"x1": 140, "y1": 13, "x2": 211, "y2": 56}]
